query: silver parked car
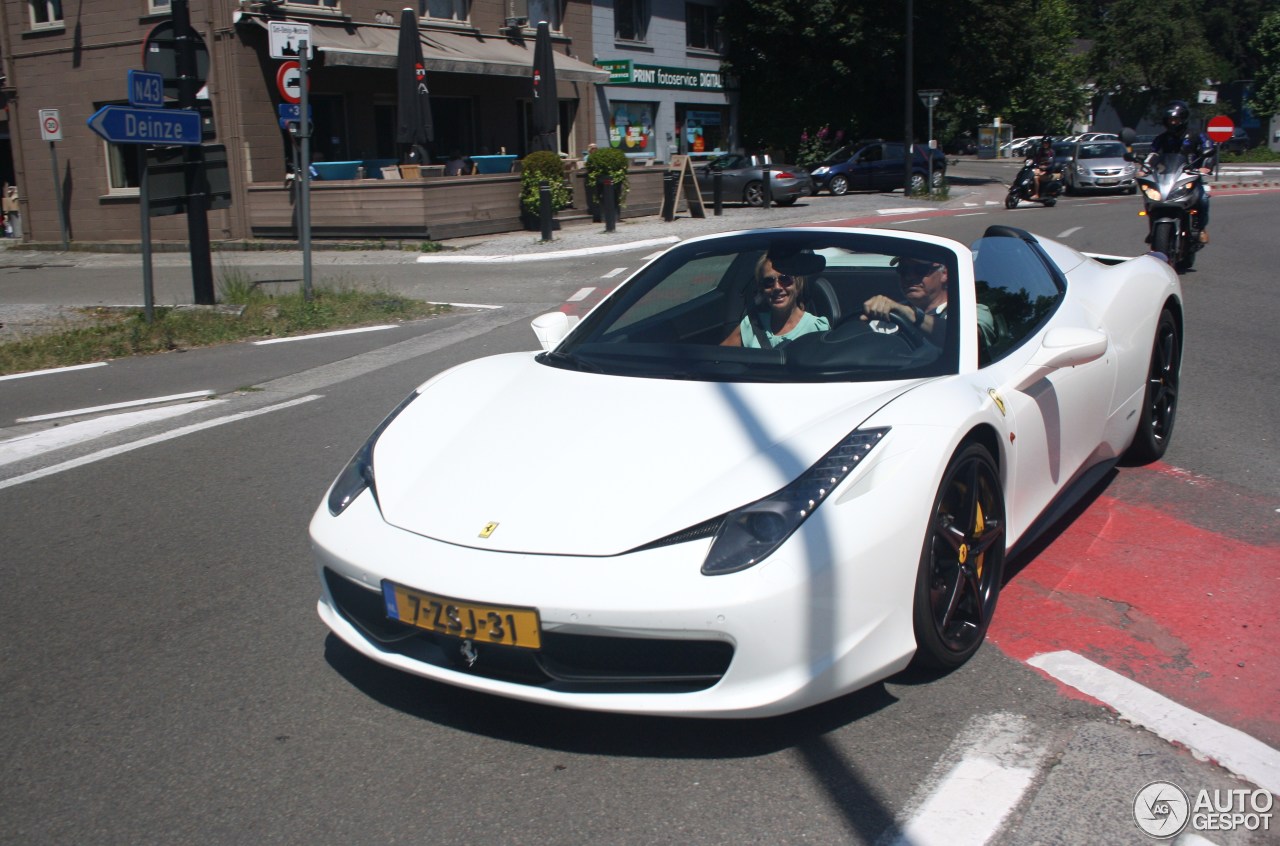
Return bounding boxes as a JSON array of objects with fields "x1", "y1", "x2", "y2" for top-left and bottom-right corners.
[
  {"x1": 1065, "y1": 141, "x2": 1138, "y2": 194},
  {"x1": 695, "y1": 154, "x2": 815, "y2": 206}
]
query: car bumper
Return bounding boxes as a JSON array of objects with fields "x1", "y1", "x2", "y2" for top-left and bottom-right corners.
[
  {"x1": 1074, "y1": 174, "x2": 1136, "y2": 191},
  {"x1": 310, "y1": 470, "x2": 920, "y2": 718}
]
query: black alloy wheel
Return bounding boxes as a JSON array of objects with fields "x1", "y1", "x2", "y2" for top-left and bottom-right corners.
[
  {"x1": 1124, "y1": 307, "x2": 1181, "y2": 463},
  {"x1": 912, "y1": 443, "x2": 1006, "y2": 670}
]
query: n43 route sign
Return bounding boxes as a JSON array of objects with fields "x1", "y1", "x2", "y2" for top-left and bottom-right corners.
[{"x1": 87, "y1": 104, "x2": 201, "y2": 146}]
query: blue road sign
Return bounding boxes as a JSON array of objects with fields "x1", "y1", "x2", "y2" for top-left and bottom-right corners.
[
  {"x1": 128, "y1": 70, "x2": 166, "y2": 108},
  {"x1": 87, "y1": 105, "x2": 201, "y2": 146},
  {"x1": 277, "y1": 103, "x2": 313, "y2": 129}
]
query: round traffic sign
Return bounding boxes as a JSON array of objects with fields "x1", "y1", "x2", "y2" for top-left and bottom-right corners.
[
  {"x1": 43, "y1": 114, "x2": 60, "y2": 135},
  {"x1": 277, "y1": 61, "x2": 304, "y2": 104},
  {"x1": 1207, "y1": 115, "x2": 1234, "y2": 143}
]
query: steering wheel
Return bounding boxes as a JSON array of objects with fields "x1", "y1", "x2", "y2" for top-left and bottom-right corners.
[{"x1": 865, "y1": 309, "x2": 928, "y2": 350}]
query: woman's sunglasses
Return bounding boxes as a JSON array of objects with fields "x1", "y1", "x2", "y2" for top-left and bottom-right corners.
[{"x1": 761, "y1": 274, "x2": 795, "y2": 289}]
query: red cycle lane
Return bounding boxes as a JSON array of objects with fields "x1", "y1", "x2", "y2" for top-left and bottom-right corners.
[{"x1": 989, "y1": 462, "x2": 1280, "y2": 751}]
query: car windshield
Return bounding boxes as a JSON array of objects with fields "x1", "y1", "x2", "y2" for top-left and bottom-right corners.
[
  {"x1": 546, "y1": 230, "x2": 960, "y2": 383},
  {"x1": 1080, "y1": 142, "x2": 1126, "y2": 159}
]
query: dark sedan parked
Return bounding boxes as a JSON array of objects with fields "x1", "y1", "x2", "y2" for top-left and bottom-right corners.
[
  {"x1": 695, "y1": 154, "x2": 815, "y2": 206},
  {"x1": 807, "y1": 140, "x2": 946, "y2": 195},
  {"x1": 1219, "y1": 127, "x2": 1253, "y2": 155}
]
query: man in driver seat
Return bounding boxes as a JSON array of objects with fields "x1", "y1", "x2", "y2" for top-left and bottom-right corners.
[{"x1": 863, "y1": 258, "x2": 996, "y2": 349}]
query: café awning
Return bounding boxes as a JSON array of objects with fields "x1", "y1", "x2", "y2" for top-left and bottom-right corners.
[{"x1": 243, "y1": 16, "x2": 608, "y2": 83}]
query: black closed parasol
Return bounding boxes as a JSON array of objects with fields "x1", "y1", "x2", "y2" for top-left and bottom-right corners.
[
  {"x1": 529, "y1": 20, "x2": 559, "y2": 152},
  {"x1": 396, "y1": 7, "x2": 433, "y2": 163}
]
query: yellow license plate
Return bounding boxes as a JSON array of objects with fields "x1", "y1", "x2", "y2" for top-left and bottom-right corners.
[{"x1": 382, "y1": 581, "x2": 541, "y2": 649}]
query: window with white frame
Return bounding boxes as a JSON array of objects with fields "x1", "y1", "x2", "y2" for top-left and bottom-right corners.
[
  {"x1": 105, "y1": 142, "x2": 141, "y2": 195},
  {"x1": 686, "y1": 2, "x2": 721, "y2": 52},
  {"x1": 422, "y1": 0, "x2": 468, "y2": 22},
  {"x1": 281, "y1": 0, "x2": 339, "y2": 9},
  {"x1": 527, "y1": 0, "x2": 560, "y2": 30},
  {"x1": 148, "y1": 0, "x2": 170, "y2": 14},
  {"x1": 29, "y1": 0, "x2": 64, "y2": 29},
  {"x1": 615, "y1": 0, "x2": 649, "y2": 42}
]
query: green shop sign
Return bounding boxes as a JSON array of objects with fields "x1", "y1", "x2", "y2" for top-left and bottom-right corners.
[{"x1": 593, "y1": 59, "x2": 724, "y2": 91}]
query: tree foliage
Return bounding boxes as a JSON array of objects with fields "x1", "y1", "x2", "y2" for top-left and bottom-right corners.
[
  {"x1": 1253, "y1": 10, "x2": 1280, "y2": 116},
  {"x1": 719, "y1": 0, "x2": 1276, "y2": 158}
]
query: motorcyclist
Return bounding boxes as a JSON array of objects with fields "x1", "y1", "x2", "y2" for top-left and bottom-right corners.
[
  {"x1": 1145, "y1": 100, "x2": 1216, "y2": 243},
  {"x1": 1026, "y1": 136, "x2": 1055, "y2": 199}
]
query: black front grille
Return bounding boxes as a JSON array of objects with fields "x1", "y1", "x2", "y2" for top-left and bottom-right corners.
[{"x1": 323, "y1": 568, "x2": 733, "y2": 694}]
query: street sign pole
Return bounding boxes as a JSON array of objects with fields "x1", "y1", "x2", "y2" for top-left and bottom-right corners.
[
  {"x1": 172, "y1": 0, "x2": 215, "y2": 305},
  {"x1": 918, "y1": 89, "x2": 943, "y2": 192},
  {"x1": 298, "y1": 41, "x2": 313, "y2": 301},
  {"x1": 138, "y1": 146, "x2": 155, "y2": 323},
  {"x1": 39, "y1": 109, "x2": 70, "y2": 249}
]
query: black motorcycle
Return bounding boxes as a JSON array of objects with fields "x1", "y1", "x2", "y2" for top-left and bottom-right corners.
[
  {"x1": 1005, "y1": 159, "x2": 1063, "y2": 208},
  {"x1": 1134, "y1": 150, "x2": 1206, "y2": 273}
]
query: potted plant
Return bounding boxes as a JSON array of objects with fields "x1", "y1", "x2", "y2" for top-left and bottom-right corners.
[
  {"x1": 584, "y1": 146, "x2": 630, "y2": 222},
  {"x1": 519, "y1": 151, "x2": 573, "y2": 229}
]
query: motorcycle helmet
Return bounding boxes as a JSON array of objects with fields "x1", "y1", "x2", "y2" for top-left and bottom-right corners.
[
  {"x1": 1041, "y1": 136, "x2": 1053, "y2": 146},
  {"x1": 1162, "y1": 101, "x2": 1190, "y2": 135}
]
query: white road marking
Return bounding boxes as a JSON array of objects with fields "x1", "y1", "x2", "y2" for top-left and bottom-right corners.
[
  {"x1": 0, "y1": 395, "x2": 321, "y2": 491},
  {"x1": 568, "y1": 287, "x2": 596, "y2": 302},
  {"x1": 1029, "y1": 651, "x2": 1280, "y2": 795},
  {"x1": 253, "y1": 325, "x2": 397, "y2": 345},
  {"x1": 428, "y1": 301, "x2": 503, "y2": 310},
  {"x1": 955, "y1": 212, "x2": 988, "y2": 217},
  {"x1": 415, "y1": 237, "x2": 678, "y2": 263},
  {"x1": 878, "y1": 207, "x2": 937, "y2": 216},
  {"x1": 1, "y1": 402, "x2": 222, "y2": 467},
  {"x1": 886, "y1": 712, "x2": 1047, "y2": 846},
  {"x1": 1057, "y1": 226, "x2": 1083, "y2": 237},
  {"x1": 16, "y1": 390, "x2": 215, "y2": 423},
  {"x1": 601, "y1": 267, "x2": 627, "y2": 278},
  {"x1": 0, "y1": 361, "x2": 108, "y2": 382}
]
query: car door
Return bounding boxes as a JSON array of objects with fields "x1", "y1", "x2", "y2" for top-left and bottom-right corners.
[{"x1": 970, "y1": 234, "x2": 1116, "y2": 542}]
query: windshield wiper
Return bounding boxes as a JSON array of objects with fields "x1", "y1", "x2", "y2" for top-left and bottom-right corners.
[{"x1": 537, "y1": 350, "x2": 604, "y2": 373}]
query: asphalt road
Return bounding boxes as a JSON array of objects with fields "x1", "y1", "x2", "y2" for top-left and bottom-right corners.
[{"x1": 1, "y1": 181, "x2": 1277, "y2": 844}]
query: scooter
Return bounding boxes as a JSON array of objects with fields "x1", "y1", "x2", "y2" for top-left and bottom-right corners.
[
  {"x1": 1005, "y1": 160, "x2": 1063, "y2": 208},
  {"x1": 1134, "y1": 150, "x2": 1206, "y2": 273}
]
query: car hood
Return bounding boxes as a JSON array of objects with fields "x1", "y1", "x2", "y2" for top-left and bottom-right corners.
[{"x1": 372, "y1": 352, "x2": 916, "y2": 556}]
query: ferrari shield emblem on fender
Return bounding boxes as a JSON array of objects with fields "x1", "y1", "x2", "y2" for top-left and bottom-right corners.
[
  {"x1": 988, "y1": 388, "x2": 1007, "y2": 416},
  {"x1": 479, "y1": 521, "x2": 499, "y2": 538}
]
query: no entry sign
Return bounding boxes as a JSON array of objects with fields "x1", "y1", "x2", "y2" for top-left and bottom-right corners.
[{"x1": 1207, "y1": 115, "x2": 1234, "y2": 143}]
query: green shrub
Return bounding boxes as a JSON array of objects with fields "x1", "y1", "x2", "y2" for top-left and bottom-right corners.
[
  {"x1": 584, "y1": 146, "x2": 630, "y2": 208},
  {"x1": 519, "y1": 151, "x2": 573, "y2": 218}
]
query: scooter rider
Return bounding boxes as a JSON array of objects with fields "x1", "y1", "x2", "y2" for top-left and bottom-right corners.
[
  {"x1": 1029, "y1": 136, "x2": 1055, "y2": 200},
  {"x1": 1145, "y1": 100, "x2": 1216, "y2": 243}
]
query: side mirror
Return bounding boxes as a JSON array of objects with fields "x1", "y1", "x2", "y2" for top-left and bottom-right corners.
[
  {"x1": 1013, "y1": 327, "x2": 1108, "y2": 391},
  {"x1": 531, "y1": 311, "x2": 573, "y2": 351}
]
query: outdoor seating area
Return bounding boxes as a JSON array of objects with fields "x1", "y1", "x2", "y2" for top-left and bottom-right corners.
[{"x1": 311, "y1": 159, "x2": 402, "y2": 180}]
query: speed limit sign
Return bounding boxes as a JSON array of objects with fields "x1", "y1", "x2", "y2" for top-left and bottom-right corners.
[{"x1": 39, "y1": 108, "x2": 63, "y2": 141}]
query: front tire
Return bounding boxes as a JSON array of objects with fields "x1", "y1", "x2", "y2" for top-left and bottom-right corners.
[
  {"x1": 829, "y1": 175, "x2": 849, "y2": 196},
  {"x1": 1005, "y1": 190, "x2": 1019, "y2": 210},
  {"x1": 1151, "y1": 220, "x2": 1176, "y2": 263},
  {"x1": 911, "y1": 443, "x2": 1006, "y2": 670},
  {"x1": 1124, "y1": 308, "x2": 1181, "y2": 464}
]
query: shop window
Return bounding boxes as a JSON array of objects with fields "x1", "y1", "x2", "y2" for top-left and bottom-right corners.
[
  {"x1": 609, "y1": 101, "x2": 656, "y2": 157},
  {"x1": 526, "y1": 0, "x2": 560, "y2": 30},
  {"x1": 679, "y1": 107, "x2": 727, "y2": 156},
  {"x1": 686, "y1": 3, "x2": 721, "y2": 52},
  {"x1": 615, "y1": 0, "x2": 649, "y2": 42},
  {"x1": 422, "y1": 0, "x2": 467, "y2": 22},
  {"x1": 29, "y1": 0, "x2": 63, "y2": 29}
]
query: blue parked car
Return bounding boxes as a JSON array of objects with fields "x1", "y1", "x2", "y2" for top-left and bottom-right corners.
[{"x1": 807, "y1": 139, "x2": 947, "y2": 195}]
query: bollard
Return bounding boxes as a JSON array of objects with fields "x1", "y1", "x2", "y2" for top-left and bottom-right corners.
[
  {"x1": 760, "y1": 167, "x2": 772, "y2": 208},
  {"x1": 713, "y1": 171, "x2": 723, "y2": 216},
  {"x1": 662, "y1": 171, "x2": 677, "y2": 222},
  {"x1": 539, "y1": 180, "x2": 553, "y2": 242},
  {"x1": 602, "y1": 177, "x2": 617, "y2": 233}
]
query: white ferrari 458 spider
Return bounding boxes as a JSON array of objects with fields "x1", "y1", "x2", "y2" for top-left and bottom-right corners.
[{"x1": 311, "y1": 225, "x2": 1183, "y2": 718}]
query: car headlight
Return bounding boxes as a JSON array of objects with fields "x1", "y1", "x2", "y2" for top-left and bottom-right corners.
[
  {"x1": 812, "y1": 166, "x2": 829, "y2": 175},
  {"x1": 701, "y1": 428, "x2": 889, "y2": 575},
  {"x1": 326, "y1": 390, "x2": 420, "y2": 516}
]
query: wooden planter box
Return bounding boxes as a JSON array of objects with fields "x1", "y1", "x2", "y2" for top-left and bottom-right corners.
[{"x1": 246, "y1": 167, "x2": 671, "y2": 241}]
